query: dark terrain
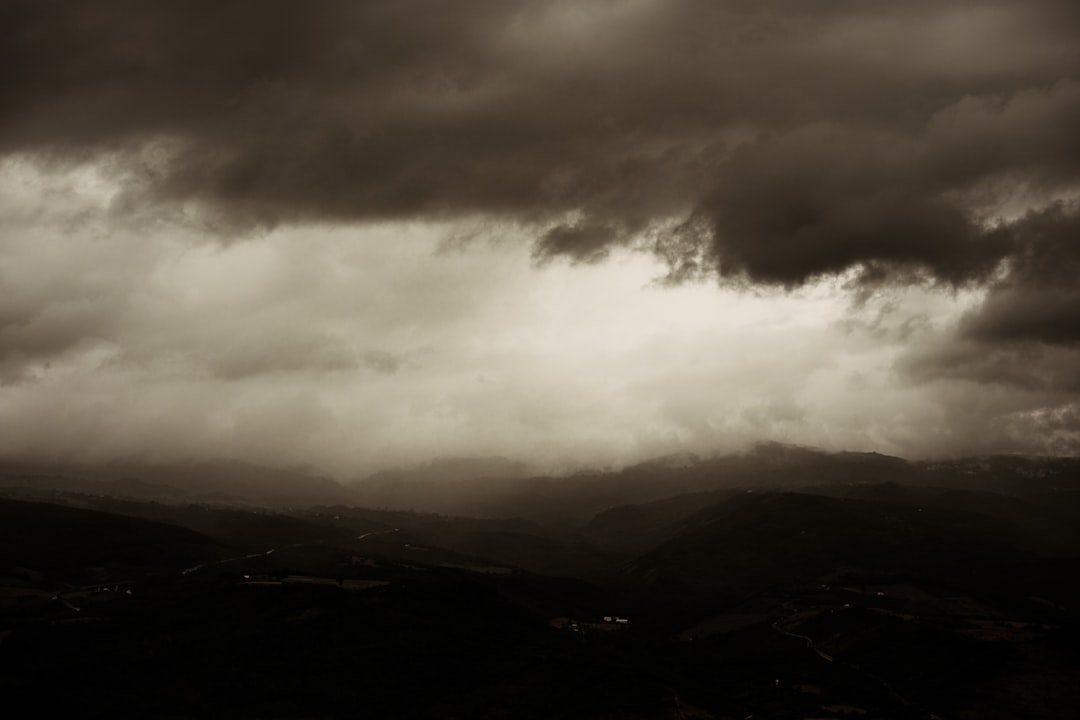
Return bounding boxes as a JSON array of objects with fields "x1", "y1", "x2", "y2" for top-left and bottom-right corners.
[{"x1": 2, "y1": 446, "x2": 1079, "y2": 719}]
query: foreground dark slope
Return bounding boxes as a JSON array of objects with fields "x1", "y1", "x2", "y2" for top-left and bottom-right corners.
[
  {"x1": 3, "y1": 448, "x2": 1080, "y2": 718},
  {"x1": 632, "y1": 491, "x2": 1044, "y2": 594},
  {"x1": 0, "y1": 498, "x2": 223, "y2": 577}
]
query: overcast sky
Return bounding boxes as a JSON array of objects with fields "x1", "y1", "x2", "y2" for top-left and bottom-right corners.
[{"x1": 2, "y1": 0, "x2": 1078, "y2": 476}]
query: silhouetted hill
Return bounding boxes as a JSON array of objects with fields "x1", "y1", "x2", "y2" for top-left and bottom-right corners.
[
  {"x1": 632, "y1": 491, "x2": 1041, "y2": 595},
  {"x1": 0, "y1": 498, "x2": 222, "y2": 575},
  {"x1": 919, "y1": 455, "x2": 1080, "y2": 495},
  {"x1": 361, "y1": 456, "x2": 533, "y2": 485},
  {"x1": 350, "y1": 444, "x2": 918, "y2": 521},
  {"x1": 0, "y1": 458, "x2": 357, "y2": 507},
  {"x1": 802, "y1": 482, "x2": 1080, "y2": 555},
  {"x1": 584, "y1": 490, "x2": 736, "y2": 553}
]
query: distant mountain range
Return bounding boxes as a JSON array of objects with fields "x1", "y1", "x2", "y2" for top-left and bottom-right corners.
[
  {"x1": 0, "y1": 458, "x2": 353, "y2": 508},
  {"x1": 2, "y1": 444, "x2": 1079, "y2": 521}
]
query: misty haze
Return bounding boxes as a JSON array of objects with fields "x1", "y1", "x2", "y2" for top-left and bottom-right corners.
[{"x1": 2, "y1": 1, "x2": 1079, "y2": 718}]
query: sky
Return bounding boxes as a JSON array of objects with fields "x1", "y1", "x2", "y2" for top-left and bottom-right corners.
[{"x1": 1, "y1": 0, "x2": 1079, "y2": 477}]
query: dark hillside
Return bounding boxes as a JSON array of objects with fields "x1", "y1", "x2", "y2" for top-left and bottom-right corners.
[
  {"x1": 0, "y1": 498, "x2": 222, "y2": 574},
  {"x1": 633, "y1": 491, "x2": 1041, "y2": 595}
]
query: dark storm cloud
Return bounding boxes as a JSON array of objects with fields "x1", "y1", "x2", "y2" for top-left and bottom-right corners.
[
  {"x1": 898, "y1": 199, "x2": 1080, "y2": 389},
  {"x1": 960, "y1": 202, "x2": 1080, "y2": 345},
  {"x1": 3, "y1": 0, "x2": 1078, "y2": 285},
  {"x1": 534, "y1": 221, "x2": 620, "y2": 264},
  {"x1": 891, "y1": 200, "x2": 1080, "y2": 427},
  {"x1": 679, "y1": 79, "x2": 1080, "y2": 287},
  {"x1": 687, "y1": 125, "x2": 999, "y2": 287},
  {"x1": 1, "y1": 0, "x2": 716, "y2": 230},
  {"x1": 898, "y1": 339, "x2": 1080, "y2": 393}
]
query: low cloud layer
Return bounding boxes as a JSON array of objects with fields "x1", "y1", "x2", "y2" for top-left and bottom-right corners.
[{"x1": 2, "y1": 1, "x2": 1078, "y2": 471}]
